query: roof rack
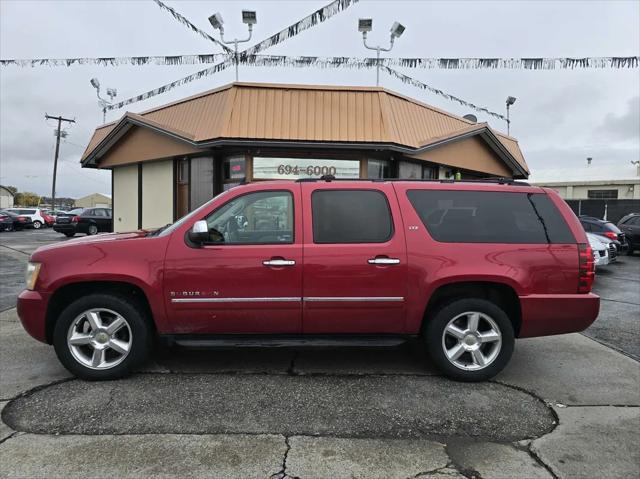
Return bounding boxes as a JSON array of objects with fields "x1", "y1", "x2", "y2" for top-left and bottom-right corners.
[{"x1": 295, "y1": 176, "x2": 530, "y2": 186}]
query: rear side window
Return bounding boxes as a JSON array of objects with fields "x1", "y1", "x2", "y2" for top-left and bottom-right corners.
[
  {"x1": 312, "y1": 190, "x2": 393, "y2": 243},
  {"x1": 407, "y1": 190, "x2": 574, "y2": 244}
]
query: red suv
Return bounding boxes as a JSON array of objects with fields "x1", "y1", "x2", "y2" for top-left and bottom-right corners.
[{"x1": 17, "y1": 179, "x2": 599, "y2": 381}]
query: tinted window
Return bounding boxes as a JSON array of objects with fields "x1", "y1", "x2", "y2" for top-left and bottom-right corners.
[
  {"x1": 312, "y1": 190, "x2": 393, "y2": 243},
  {"x1": 205, "y1": 191, "x2": 293, "y2": 244},
  {"x1": 407, "y1": 190, "x2": 575, "y2": 244},
  {"x1": 93, "y1": 209, "x2": 106, "y2": 217}
]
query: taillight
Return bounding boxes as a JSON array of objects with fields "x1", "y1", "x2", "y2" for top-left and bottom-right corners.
[
  {"x1": 603, "y1": 231, "x2": 617, "y2": 241},
  {"x1": 72, "y1": 216, "x2": 80, "y2": 223},
  {"x1": 578, "y1": 243, "x2": 595, "y2": 293}
]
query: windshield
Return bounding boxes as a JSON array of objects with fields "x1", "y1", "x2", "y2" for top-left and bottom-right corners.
[{"x1": 157, "y1": 190, "x2": 232, "y2": 238}]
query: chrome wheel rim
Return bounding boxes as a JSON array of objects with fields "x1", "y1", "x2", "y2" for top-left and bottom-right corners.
[
  {"x1": 441, "y1": 311, "x2": 502, "y2": 371},
  {"x1": 33, "y1": 221, "x2": 41, "y2": 229},
  {"x1": 67, "y1": 308, "x2": 132, "y2": 370},
  {"x1": 88, "y1": 225, "x2": 98, "y2": 235}
]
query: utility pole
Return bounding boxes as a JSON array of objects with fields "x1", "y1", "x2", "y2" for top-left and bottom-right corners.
[{"x1": 45, "y1": 114, "x2": 75, "y2": 211}]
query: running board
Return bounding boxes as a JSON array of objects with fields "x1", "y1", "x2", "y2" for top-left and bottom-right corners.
[{"x1": 162, "y1": 334, "x2": 414, "y2": 348}]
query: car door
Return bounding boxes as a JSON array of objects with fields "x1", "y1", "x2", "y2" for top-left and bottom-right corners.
[
  {"x1": 300, "y1": 182, "x2": 408, "y2": 334},
  {"x1": 163, "y1": 183, "x2": 303, "y2": 334},
  {"x1": 621, "y1": 216, "x2": 640, "y2": 246}
]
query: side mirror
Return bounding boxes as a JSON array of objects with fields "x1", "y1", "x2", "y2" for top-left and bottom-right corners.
[{"x1": 188, "y1": 220, "x2": 209, "y2": 246}]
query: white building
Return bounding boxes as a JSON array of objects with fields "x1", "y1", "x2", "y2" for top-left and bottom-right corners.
[
  {"x1": 528, "y1": 161, "x2": 640, "y2": 200},
  {"x1": 0, "y1": 186, "x2": 15, "y2": 209}
]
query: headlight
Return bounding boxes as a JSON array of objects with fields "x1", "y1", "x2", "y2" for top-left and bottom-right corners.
[{"x1": 25, "y1": 262, "x2": 41, "y2": 291}]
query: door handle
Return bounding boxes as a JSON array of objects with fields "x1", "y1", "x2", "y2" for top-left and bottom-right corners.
[
  {"x1": 263, "y1": 259, "x2": 296, "y2": 267},
  {"x1": 368, "y1": 257, "x2": 400, "y2": 265}
]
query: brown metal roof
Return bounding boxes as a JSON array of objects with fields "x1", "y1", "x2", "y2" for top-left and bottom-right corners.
[{"x1": 82, "y1": 82, "x2": 528, "y2": 174}]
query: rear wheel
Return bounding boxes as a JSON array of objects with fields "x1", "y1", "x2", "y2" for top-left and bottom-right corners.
[
  {"x1": 87, "y1": 224, "x2": 98, "y2": 235},
  {"x1": 425, "y1": 298, "x2": 514, "y2": 382},
  {"x1": 4, "y1": 224, "x2": 13, "y2": 232},
  {"x1": 53, "y1": 294, "x2": 151, "y2": 380},
  {"x1": 32, "y1": 220, "x2": 42, "y2": 229}
]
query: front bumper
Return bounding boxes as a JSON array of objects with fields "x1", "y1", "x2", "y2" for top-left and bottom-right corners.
[
  {"x1": 16, "y1": 290, "x2": 50, "y2": 343},
  {"x1": 518, "y1": 293, "x2": 600, "y2": 338}
]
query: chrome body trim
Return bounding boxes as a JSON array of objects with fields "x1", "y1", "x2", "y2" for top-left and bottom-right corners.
[
  {"x1": 171, "y1": 297, "x2": 301, "y2": 303},
  {"x1": 303, "y1": 297, "x2": 404, "y2": 302},
  {"x1": 367, "y1": 258, "x2": 401, "y2": 265},
  {"x1": 171, "y1": 296, "x2": 405, "y2": 303}
]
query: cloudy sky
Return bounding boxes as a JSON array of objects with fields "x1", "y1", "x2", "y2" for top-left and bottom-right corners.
[{"x1": 1, "y1": 0, "x2": 638, "y2": 198}]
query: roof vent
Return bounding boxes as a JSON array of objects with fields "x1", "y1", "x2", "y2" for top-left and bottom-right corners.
[{"x1": 463, "y1": 114, "x2": 477, "y2": 123}]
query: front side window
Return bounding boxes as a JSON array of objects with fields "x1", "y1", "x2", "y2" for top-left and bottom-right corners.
[
  {"x1": 204, "y1": 191, "x2": 293, "y2": 244},
  {"x1": 312, "y1": 190, "x2": 393, "y2": 244},
  {"x1": 407, "y1": 190, "x2": 574, "y2": 244}
]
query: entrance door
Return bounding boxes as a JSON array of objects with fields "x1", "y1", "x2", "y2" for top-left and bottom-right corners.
[
  {"x1": 164, "y1": 184, "x2": 303, "y2": 334},
  {"x1": 301, "y1": 183, "x2": 408, "y2": 333}
]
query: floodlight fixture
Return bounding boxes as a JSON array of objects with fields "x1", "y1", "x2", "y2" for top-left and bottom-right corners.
[
  {"x1": 90, "y1": 78, "x2": 100, "y2": 90},
  {"x1": 89, "y1": 77, "x2": 117, "y2": 122},
  {"x1": 208, "y1": 12, "x2": 224, "y2": 31},
  {"x1": 208, "y1": 10, "x2": 257, "y2": 81},
  {"x1": 242, "y1": 10, "x2": 257, "y2": 25},
  {"x1": 359, "y1": 19, "x2": 406, "y2": 86},
  {"x1": 506, "y1": 96, "x2": 517, "y2": 106},
  {"x1": 358, "y1": 18, "x2": 372, "y2": 33},
  {"x1": 106, "y1": 88, "x2": 118, "y2": 100},
  {"x1": 390, "y1": 21, "x2": 405, "y2": 39}
]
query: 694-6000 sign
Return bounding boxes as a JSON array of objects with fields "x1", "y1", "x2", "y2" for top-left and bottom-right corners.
[{"x1": 277, "y1": 164, "x2": 337, "y2": 176}]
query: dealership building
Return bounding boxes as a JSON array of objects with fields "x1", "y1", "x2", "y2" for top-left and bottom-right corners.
[{"x1": 81, "y1": 82, "x2": 529, "y2": 232}]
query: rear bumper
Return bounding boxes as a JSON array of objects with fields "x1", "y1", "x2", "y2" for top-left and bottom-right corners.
[
  {"x1": 16, "y1": 290, "x2": 50, "y2": 343},
  {"x1": 518, "y1": 293, "x2": 600, "y2": 338},
  {"x1": 53, "y1": 224, "x2": 76, "y2": 234}
]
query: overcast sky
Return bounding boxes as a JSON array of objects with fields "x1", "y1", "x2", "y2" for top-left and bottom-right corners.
[{"x1": 1, "y1": 0, "x2": 639, "y2": 198}]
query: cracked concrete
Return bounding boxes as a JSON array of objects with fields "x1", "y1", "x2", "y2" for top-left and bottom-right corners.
[
  {"x1": 531, "y1": 405, "x2": 640, "y2": 478},
  {"x1": 285, "y1": 436, "x2": 449, "y2": 479},
  {"x1": 0, "y1": 433, "x2": 286, "y2": 479}
]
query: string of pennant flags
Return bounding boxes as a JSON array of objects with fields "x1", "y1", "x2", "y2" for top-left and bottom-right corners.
[
  {"x1": 3, "y1": 54, "x2": 638, "y2": 70},
  {"x1": 1, "y1": 0, "x2": 638, "y2": 123},
  {"x1": 103, "y1": 54, "x2": 510, "y2": 121}
]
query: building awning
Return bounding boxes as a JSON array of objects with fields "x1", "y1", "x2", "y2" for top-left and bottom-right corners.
[{"x1": 81, "y1": 82, "x2": 529, "y2": 177}]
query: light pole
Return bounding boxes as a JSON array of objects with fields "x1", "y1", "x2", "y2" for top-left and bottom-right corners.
[
  {"x1": 359, "y1": 18, "x2": 405, "y2": 86},
  {"x1": 506, "y1": 96, "x2": 517, "y2": 135},
  {"x1": 209, "y1": 10, "x2": 257, "y2": 82},
  {"x1": 90, "y1": 77, "x2": 117, "y2": 123}
]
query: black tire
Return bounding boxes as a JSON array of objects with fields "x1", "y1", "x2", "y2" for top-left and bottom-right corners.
[
  {"x1": 53, "y1": 293, "x2": 152, "y2": 380},
  {"x1": 424, "y1": 298, "x2": 515, "y2": 382},
  {"x1": 64, "y1": 232, "x2": 76, "y2": 237},
  {"x1": 5, "y1": 224, "x2": 13, "y2": 232},
  {"x1": 32, "y1": 220, "x2": 42, "y2": 229},
  {"x1": 87, "y1": 224, "x2": 98, "y2": 235}
]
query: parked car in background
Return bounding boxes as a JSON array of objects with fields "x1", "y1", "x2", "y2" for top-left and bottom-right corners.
[
  {"x1": 5, "y1": 208, "x2": 46, "y2": 229},
  {"x1": 587, "y1": 233, "x2": 611, "y2": 268},
  {"x1": 0, "y1": 210, "x2": 33, "y2": 231},
  {"x1": 18, "y1": 179, "x2": 599, "y2": 382},
  {"x1": 53, "y1": 207, "x2": 112, "y2": 237},
  {"x1": 579, "y1": 216, "x2": 627, "y2": 254},
  {"x1": 43, "y1": 209, "x2": 70, "y2": 222},
  {"x1": 617, "y1": 213, "x2": 640, "y2": 255},
  {"x1": 42, "y1": 213, "x2": 55, "y2": 227}
]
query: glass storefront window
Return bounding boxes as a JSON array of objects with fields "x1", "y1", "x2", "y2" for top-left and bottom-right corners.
[
  {"x1": 223, "y1": 156, "x2": 246, "y2": 180},
  {"x1": 422, "y1": 166, "x2": 437, "y2": 180},
  {"x1": 368, "y1": 159, "x2": 391, "y2": 179},
  {"x1": 399, "y1": 161, "x2": 422, "y2": 179},
  {"x1": 190, "y1": 157, "x2": 215, "y2": 210},
  {"x1": 253, "y1": 157, "x2": 359, "y2": 180}
]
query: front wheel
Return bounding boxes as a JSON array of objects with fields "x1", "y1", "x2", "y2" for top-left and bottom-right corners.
[
  {"x1": 53, "y1": 294, "x2": 151, "y2": 380},
  {"x1": 32, "y1": 220, "x2": 42, "y2": 229},
  {"x1": 425, "y1": 298, "x2": 514, "y2": 382},
  {"x1": 64, "y1": 232, "x2": 75, "y2": 237}
]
